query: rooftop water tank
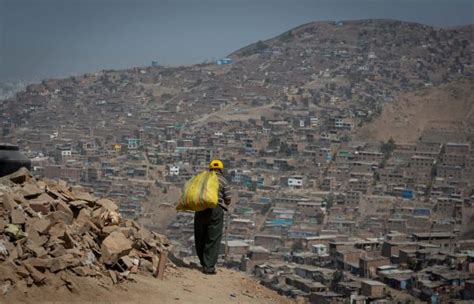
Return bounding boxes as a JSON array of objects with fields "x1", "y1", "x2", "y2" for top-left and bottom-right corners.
[{"x1": 0, "y1": 144, "x2": 31, "y2": 177}]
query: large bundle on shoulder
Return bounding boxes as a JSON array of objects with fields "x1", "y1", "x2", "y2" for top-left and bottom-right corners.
[{"x1": 176, "y1": 171, "x2": 219, "y2": 212}]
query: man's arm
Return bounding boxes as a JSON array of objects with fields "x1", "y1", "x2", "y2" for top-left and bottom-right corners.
[{"x1": 220, "y1": 175, "x2": 232, "y2": 205}]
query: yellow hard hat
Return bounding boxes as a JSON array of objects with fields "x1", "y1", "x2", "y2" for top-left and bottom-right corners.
[{"x1": 209, "y1": 159, "x2": 224, "y2": 170}]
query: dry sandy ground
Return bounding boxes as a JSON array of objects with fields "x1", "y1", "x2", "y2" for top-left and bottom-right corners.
[
  {"x1": 355, "y1": 80, "x2": 473, "y2": 143},
  {"x1": 2, "y1": 266, "x2": 293, "y2": 304}
]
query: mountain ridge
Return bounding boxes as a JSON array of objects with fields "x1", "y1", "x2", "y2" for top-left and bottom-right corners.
[
  {"x1": 230, "y1": 19, "x2": 473, "y2": 58},
  {"x1": 2, "y1": 18, "x2": 473, "y2": 154}
]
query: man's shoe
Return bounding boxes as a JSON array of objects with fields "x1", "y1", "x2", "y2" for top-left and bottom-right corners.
[{"x1": 202, "y1": 267, "x2": 217, "y2": 275}]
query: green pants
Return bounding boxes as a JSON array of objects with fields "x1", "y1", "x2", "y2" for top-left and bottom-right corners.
[{"x1": 194, "y1": 206, "x2": 224, "y2": 269}]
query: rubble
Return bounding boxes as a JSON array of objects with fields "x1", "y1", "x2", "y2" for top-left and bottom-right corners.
[
  {"x1": 0, "y1": 169, "x2": 171, "y2": 294},
  {"x1": 101, "y1": 231, "x2": 133, "y2": 265}
]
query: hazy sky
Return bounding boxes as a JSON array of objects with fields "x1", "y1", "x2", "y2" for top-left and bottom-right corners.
[{"x1": 1, "y1": 0, "x2": 473, "y2": 82}]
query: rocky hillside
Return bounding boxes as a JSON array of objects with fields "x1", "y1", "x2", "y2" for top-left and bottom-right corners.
[
  {"x1": 0, "y1": 168, "x2": 170, "y2": 294},
  {"x1": 0, "y1": 169, "x2": 291, "y2": 303}
]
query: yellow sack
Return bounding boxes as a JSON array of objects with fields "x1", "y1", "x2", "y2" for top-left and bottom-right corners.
[{"x1": 176, "y1": 171, "x2": 219, "y2": 212}]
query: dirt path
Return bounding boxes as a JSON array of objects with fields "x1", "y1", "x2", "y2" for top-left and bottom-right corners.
[{"x1": 3, "y1": 266, "x2": 293, "y2": 304}]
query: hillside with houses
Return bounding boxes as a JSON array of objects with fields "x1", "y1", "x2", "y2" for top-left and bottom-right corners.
[{"x1": 1, "y1": 19, "x2": 473, "y2": 303}]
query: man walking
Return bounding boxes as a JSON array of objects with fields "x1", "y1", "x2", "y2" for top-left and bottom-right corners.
[{"x1": 194, "y1": 159, "x2": 231, "y2": 274}]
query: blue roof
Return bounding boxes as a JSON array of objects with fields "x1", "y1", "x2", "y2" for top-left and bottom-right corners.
[{"x1": 270, "y1": 219, "x2": 293, "y2": 226}]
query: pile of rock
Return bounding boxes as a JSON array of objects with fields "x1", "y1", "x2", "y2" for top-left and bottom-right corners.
[{"x1": 0, "y1": 168, "x2": 171, "y2": 293}]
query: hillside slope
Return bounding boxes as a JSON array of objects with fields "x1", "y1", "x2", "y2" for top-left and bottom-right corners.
[
  {"x1": 4, "y1": 20, "x2": 472, "y2": 139},
  {"x1": 3, "y1": 267, "x2": 292, "y2": 304},
  {"x1": 354, "y1": 80, "x2": 474, "y2": 143},
  {"x1": 0, "y1": 169, "x2": 291, "y2": 304}
]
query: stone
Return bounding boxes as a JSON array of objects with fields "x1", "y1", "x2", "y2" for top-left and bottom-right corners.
[
  {"x1": 50, "y1": 244, "x2": 67, "y2": 257},
  {"x1": 55, "y1": 201, "x2": 74, "y2": 223},
  {"x1": 36, "y1": 180, "x2": 47, "y2": 190},
  {"x1": 50, "y1": 258, "x2": 68, "y2": 273},
  {"x1": 0, "y1": 261, "x2": 18, "y2": 282},
  {"x1": 65, "y1": 247, "x2": 82, "y2": 257},
  {"x1": 82, "y1": 251, "x2": 97, "y2": 266},
  {"x1": 136, "y1": 227, "x2": 153, "y2": 241},
  {"x1": 47, "y1": 210, "x2": 73, "y2": 225},
  {"x1": 102, "y1": 225, "x2": 119, "y2": 235},
  {"x1": 24, "y1": 262, "x2": 46, "y2": 283},
  {"x1": 60, "y1": 231, "x2": 79, "y2": 249},
  {"x1": 28, "y1": 193, "x2": 53, "y2": 213},
  {"x1": 102, "y1": 210, "x2": 120, "y2": 226},
  {"x1": 76, "y1": 208, "x2": 92, "y2": 222},
  {"x1": 73, "y1": 191, "x2": 96, "y2": 203},
  {"x1": 26, "y1": 276, "x2": 33, "y2": 286},
  {"x1": 100, "y1": 231, "x2": 133, "y2": 265},
  {"x1": 4, "y1": 241, "x2": 18, "y2": 260},
  {"x1": 23, "y1": 258, "x2": 50, "y2": 272},
  {"x1": 91, "y1": 207, "x2": 119, "y2": 228},
  {"x1": 91, "y1": 207, "x2": 105, "y2": 220},
  {"x1": 139, "y1": 258, "x2": 154, "y2": 273},
  {"x1": 81, "y1": 233, "x2": 98, "y2": 250},
  {"x1": 45, "y1": 187, "x2": 69, "y2": 202},
  {"x1": 28, "y1": 201, "x2": 51, "y2": 214},
  {"x1": 56, "y1": 184, "x2": 75, "y2": 202},
  {"x1": 0, "y1": 241, "x2": 8, "y2": 257},
  {"x1": 27, "y1": 229, "x2": 49, "y2": 246},
  {"x1": 16, "y1": 242, "x2": 23, "y2": 257},
  {"x1": 50, "y1": 253, "x2": 77, "y2": 272},
  {"x1": 69, "y1": 185, "x2": 84, "y2": 193},
  {"x1": 43, "y1": 271, "x2": 64, "y2": 289},
  {"x1": 143, "y1": 239, "x2": 158, "y2": 255},
  {"x1": 59, "y1": 271, "x2": 79, "y2": 293},
  {"x1": 57, "y1": 180, "x2": 67, "y2": 188},
  {"x1": 13, "y1": 193, "x2": 28, "y2": 205},
  {"x1": 96, "y1": 199, "x2": 119, "y2": 212},
  {"x1": 0, "y1": 217, "x2": 5, "y2": 233},
  {"x1": 6, "y1": 167, "x2": 31, "y2": 184},
  {"x1": 124, "y1": 219, "x2": 141, "y2": 230},
  {"x1": 75, "y1": 218, "x2": 100, "y2": 235},
  {"x1": 10, "y1": 208, "x2": 26, "y2": 224},
  {"x1": 16, "y1": 265, "x2": 30, "y2": 278},
  {"x1": 29, "y1": 218, "x2": 51, "y2": 234},
  {"x1": 21, "y1": 182, "x2": 42, "y2": 199},
  {"x1": 2, "y1": 193, "x2": 17, "y2": 211},
  {"x1": 0, "y1": 281, "x2": 12, "y2": 295},
  {"x1": 25, "y1": 241, "x2": 48, "y2": 258},
  {"x1": 130, "y1": 265, "x2": 139, "y2": 273},
  {"x1": 118, "y1": 227, "x2": 135, "y2": 238},
  {"x1": 153, "y1": 232, "x2": 170, "y2": 246},
  {"x1": 49, "y1": 222, "x2": 67, "y2": 241},
  {"x1": 69, "y1": 200, "x2": 88, "y2": 208},
  {"x1": 23, "y1": 206, "x2": 38, "y2": 217},
  {"x1": 72, "y1": 266, "x2": 95, "y2": 277},
  {"x1": 108, "y1": 270, "x2": 118, "y2": 284}
]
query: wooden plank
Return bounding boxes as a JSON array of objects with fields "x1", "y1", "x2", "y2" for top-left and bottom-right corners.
[{"x1": 154, "y1": 251, "x2": 168, "y2": 279}]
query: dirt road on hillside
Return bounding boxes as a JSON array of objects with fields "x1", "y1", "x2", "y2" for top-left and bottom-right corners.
[{"x1": 3, "y1": 266, "x2": 293, "y2": 304}]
